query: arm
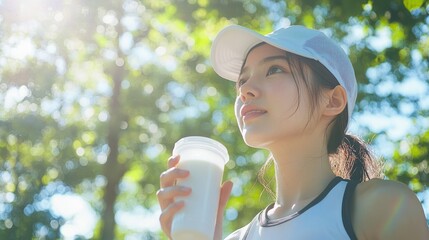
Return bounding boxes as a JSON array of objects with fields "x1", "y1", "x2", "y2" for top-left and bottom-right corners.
[{"x1": 353, "y1": 179, "x2": 429, "y2": 240}]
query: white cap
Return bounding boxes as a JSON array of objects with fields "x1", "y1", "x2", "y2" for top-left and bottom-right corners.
[{"x1": 210, "y1": 25, "x2": 357, "y2": 121}]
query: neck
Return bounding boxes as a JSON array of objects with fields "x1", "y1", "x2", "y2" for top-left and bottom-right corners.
[{"x1": 266, "y1": 135, "x2": 336, "y2": 218}]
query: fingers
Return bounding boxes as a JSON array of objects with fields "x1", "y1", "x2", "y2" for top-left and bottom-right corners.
[
  {"x1": 159, "y1": 200, "x2": 185, "y2": 239},
  {"x1": 161, "y1": 155, "x2": 187, "y2": 189},
  {"x1": 158, "y1": 155, "x2": 190, "y2": 238},
  {"x1": 168, "y1": 155, "x2": 180, "y2": 168},
  {"x1": 158, "y1": 156, "x2": 190, "y2": 209},
  {"x1": 157, "y1": 185, "x2": 191, "y2": 210},
  {"x1": 160, "y1": 167, "x2": 189, "y2": 188}
]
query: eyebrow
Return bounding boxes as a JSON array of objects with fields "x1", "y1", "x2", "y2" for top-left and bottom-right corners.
[{"x1": 240, "y1": 55, "x2": 289, "y2": 76}]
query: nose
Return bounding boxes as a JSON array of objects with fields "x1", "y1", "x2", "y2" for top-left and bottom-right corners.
[{"x1": 238, "y1": 80, "x2": 258, "y2": 102}]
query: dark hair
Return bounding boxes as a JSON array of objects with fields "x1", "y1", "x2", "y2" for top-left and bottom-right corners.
[
  {"x1": 296, "y1": 53, "x2": 382, "y2": 182},
  {"x1": 254, "y1": 47, "x2": 382, "y2": 193}
]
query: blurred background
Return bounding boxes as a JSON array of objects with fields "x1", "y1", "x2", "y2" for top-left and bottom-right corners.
[{"x1": 0, "y1": 0, "x2": 428, "y2": 239}]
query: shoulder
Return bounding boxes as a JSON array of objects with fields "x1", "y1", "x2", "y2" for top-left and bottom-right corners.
[
  {"x1": 355, "y1": 178, "x2": 417, "y2": 201},
  {"x1": 352, "y1": 178, "x2": 429, "y2": 239}
]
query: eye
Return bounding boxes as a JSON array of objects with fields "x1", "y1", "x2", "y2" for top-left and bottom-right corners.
[
  {"x1": 266, "y1": 66, "x2": 284, "y2": 76},
  {"x1": 237, "y1": 78, "x2": 247, "y2": 88}
]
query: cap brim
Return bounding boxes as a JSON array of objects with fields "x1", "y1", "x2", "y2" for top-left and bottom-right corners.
[
  {"x1": 211, "y1": 25, "x2": 268, "y2": 82},
  {"x1": 211, "y1": 25, "x2": 319, "y2": 82}
]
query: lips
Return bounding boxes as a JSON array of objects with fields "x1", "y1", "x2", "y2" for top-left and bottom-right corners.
[{"x1": 240, "y1": 105, "x2": 267, "y2": 121}]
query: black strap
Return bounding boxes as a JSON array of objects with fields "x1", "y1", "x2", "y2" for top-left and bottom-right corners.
[
  {"x1": 260, "y1": 177, "x2": 342, "y2": 227},
  {"x1": 342, "y1": 180, "x2": 358, "y2": 240},
  {"x1": 242, "y1": 179, "x2": 358, "y2": 240}
]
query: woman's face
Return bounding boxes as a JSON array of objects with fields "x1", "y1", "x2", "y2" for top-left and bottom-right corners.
[{"x1": 234, "y1": 44, "x2": 318, "y2": 148}]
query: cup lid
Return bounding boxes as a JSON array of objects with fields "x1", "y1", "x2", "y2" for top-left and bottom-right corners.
[{"x1": 173, "y1": 136, "x2": 229, "y2": 164}]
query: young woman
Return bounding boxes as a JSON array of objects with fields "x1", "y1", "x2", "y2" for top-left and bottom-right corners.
[{"x1": 157, "y1": 25, "x2": 429, "y2": 239}]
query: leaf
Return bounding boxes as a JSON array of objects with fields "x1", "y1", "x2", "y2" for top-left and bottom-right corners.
[{"x1": 403, "y1": 0, "x2": 424, "y2": 12}]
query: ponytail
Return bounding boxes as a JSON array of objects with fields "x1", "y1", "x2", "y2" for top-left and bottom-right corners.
[
  {"x1": 294, "y1": 53, "x2": 382, "y2": 183},
  {"x1": 327, "y1": 108, "x2": 382, "y2": 183},
  {"x1": 331, "y1": 134, "x2": 381, "y2": 182}
]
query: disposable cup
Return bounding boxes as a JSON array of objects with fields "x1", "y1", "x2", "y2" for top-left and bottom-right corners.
[{"x1": 171, "y1": 136, "x2": 229, "y2": 240}]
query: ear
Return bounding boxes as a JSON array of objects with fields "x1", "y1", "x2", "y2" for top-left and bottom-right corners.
[{"x1": 323, "y1": 85, "x2": 347, "y2": 117}]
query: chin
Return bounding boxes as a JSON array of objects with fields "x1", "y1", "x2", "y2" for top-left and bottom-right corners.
[{"x1": 241, "y1": 130, "x2": 273, "y2": 149}]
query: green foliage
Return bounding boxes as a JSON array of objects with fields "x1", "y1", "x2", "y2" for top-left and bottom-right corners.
[
  {"x1": 386, "y1": 130, "x2": 429, "y2": 192},
  {"x1": 0, "y1": 0, "x2": 428, "y2": 239},
  {"x1": 403, "y1": 0, "x2": 425, "y2": 12}
]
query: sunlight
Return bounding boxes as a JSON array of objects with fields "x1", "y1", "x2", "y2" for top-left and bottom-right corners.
[
  {"x1": 50, "y1": 194, "x2": 98, "y2": 239},
  {"x1": 367, "y1": 26, "x2": 392, "y2": 52},
  {"x1": 3, "y1": 86, "x2": 30, "y2": 110},
  {"x1": 4, "y1": 36, "x2": 35, "y2": 61},
  {"x1": 116, "y1": 206, "x2": 161, "y2": 232},
  {"x1": 2, "y1": 0, "x2": 74, "y2": 27}
]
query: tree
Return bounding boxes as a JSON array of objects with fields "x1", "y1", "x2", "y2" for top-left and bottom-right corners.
[{"x1": 0, "y1": 0, "x2": 427, "y2": 239}]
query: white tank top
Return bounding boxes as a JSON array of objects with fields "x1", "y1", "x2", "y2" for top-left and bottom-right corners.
[{"x1": 226, "y1": 177, "x2": 358, "y2": 240}]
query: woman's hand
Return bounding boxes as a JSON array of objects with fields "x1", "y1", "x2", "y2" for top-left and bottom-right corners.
[
  {"x1": 157, "y1": 155, "x2": 191, "y2": 239},
  {"x1": 157, "y1": 155, "x2": 233, "y2": 240}
]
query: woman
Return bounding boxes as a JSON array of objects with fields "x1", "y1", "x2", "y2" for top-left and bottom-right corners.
[{"x1": 157, "y1": 25, "x2": 429, "y2": 239}]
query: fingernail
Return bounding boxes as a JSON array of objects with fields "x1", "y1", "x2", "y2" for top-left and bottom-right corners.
[
  {"x1": 178, "y1": 169, "x2": 190, "y2": 175},
  {"x1": 176, "y1": 200, "x2": 185, "y2": 207},
  {"x1": 181, "y1": 187, "x2": 191, "y2": 193}
]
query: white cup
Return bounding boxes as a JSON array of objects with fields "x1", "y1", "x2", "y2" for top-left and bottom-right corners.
[{"x1": 171, "y1": 136, "x2": 229, "y2": 240}]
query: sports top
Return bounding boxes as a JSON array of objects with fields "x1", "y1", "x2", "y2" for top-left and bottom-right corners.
[{"x1": 225, "y1": 177, "x2": 358, "y2": 240}]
